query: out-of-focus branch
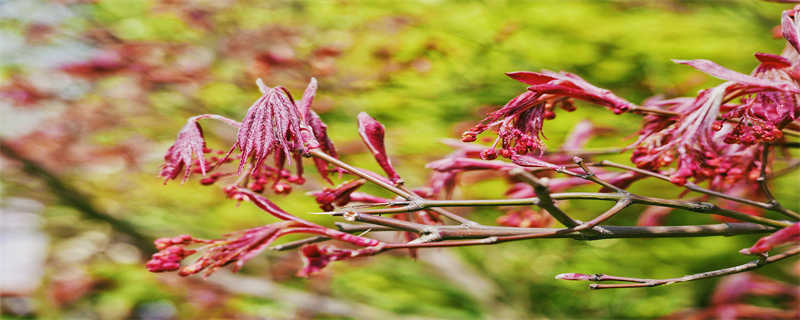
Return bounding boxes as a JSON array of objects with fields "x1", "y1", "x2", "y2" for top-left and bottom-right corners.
[
  {"x1": 0, "y1": 140, "x2": 153, "y2": 252},
  {"x1": 205, "y1": 272, "x2": 425, "y2": 319}
]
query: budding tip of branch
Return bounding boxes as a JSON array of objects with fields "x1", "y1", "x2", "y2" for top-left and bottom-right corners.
[{"x1": 343, "y1": 211, "x2": 358, "y2": 222}]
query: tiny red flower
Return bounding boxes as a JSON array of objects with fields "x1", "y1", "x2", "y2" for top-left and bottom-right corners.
[
  {"x1": 461, "y1": 70, "x2": 636, "y2": 160},
  {"x1": 297, "y1": 244, "x2": 383, "y2": 277}
]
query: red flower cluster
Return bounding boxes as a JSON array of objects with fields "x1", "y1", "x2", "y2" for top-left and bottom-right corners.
[
  {"x1": 630, "y1": 8, "x2": 800, "y2": 188},
  {"x1": 462, "y1": 71, "x2": 635, "y2": 160},
  {"x1": 297, "y1": 244, "x2": 383, "y2": 277},
  {"x1": 146, "y1": 188, "x2": 383, "y2": 277}
]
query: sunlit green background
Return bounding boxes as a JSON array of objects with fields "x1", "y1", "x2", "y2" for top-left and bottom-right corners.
[{"x1": 1, "y1": 0, "x2": 798, "y2": 319}]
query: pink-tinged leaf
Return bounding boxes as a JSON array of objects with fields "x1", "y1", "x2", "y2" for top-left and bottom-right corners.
[
  {"x1": 554, "y1": 273, "x2": 593, "y2": 281},
  {"x1": 506, "y1": 183, "x2": 535, "y2": 199},
  {"x1": 511, "y1": 154, "x2": 560, "y2": 169},
  {"x1": 440, "y1": 138, "x2": 489, "y2": 158},
  {"x1": 311, "y1": 179, "x2": 365, "y2": 211},
  {"x1": 234, "y1": 80, "x2": 306, "y2": 176},
  {"x1": 782, "y1": 8, "x2": 800, "y2": 54},
  {"x1": 527, "y1": 83, "x2": 631, "y2": 113},
  {"x1": 297, "y1": 244, "x2": 382, "y2": 277},
  {"x1": 348, "y1": 192, "x2": 390, "y2": 204},
  {"x1": 740, "y1": 222, "x2": 800, "y2": 254},
  {"x1": 562, "y1": 120, "x2": 614, "y2": 151},
  {"x1": 235, "y1": 187, "x2": 313, "y2": 224},
  {"x1": 562, "y1": 120, "x2": 594, "y2": 150},
  {"x1": 673, "y1": 59, "x2": 800, "y2": 93},
  {"x1": 528, "y1": 70, "x2": 635, "y2": 113},
  {"x1": 754, "y1": 53, "x2": 791, "y2": 70},
  {"x1": 146, "y1": 245, "x2": 196, "y2": 273},
  {"x1": 188, "y1": 223, "x2": 291, "y2": 276},
  {"x1": 297, "y1": 77, "x2": 317, "y2": 118},
  {"x1": 428, "y1": 170, "x2": 458, "y2": 198},
  {"x1": 357, "y1": 112, "x2": 403, "y2": 184},
  {"x1": 307, "y1": 110, "x2": 338, "y2": 183},
  {"x1": 505, "y1": 71, "x2": 557, "y2": 85},
  {"x1": 161, "y1": 116, "x2": 208, "y2": 183}
]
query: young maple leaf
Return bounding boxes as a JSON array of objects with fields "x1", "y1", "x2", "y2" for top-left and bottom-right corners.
[
  {"x1": 234, "y1": 79, "x2": 308, "y2": 175},
  {"x1": 161, "y1": 114, "x2": 240, "y2": 183},
  {"x1": 357, "y1": 112, "x2": 403, "y2": 185}
]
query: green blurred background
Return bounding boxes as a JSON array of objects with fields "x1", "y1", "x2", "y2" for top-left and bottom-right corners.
[{"x1": 1, "y1": 0, "x2": 797, "y2": 319}]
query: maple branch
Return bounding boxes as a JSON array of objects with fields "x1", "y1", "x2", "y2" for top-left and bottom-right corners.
[
  {"x1": 308, "y1": 148, "x2": 477, "y2": 225},
  {"x1": 510, "y1": 168, "x2": 580, "y2": 227},
  {"x1": 324, "y1": 192, "x2": 789, "y2": 228},
  {"x1": 597, "y1": 160, "x2": 800, "y2": 221},
  {"x1": 565, "y1": 245, "x2": 800, "y2": 289},
  {"x1": 0, "y1": 140, "x2": 153, "y2": 252},
  {"x1": 757, "y1": 144, "x2": 800, "y2": 220}
]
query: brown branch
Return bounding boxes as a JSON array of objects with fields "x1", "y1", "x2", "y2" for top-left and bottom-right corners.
[
  {"x1": 0, "y1": 140, "x2": 153, "y2": 252},
  {"x1": 324, "y1": 192, "x2": 790, "y2": 228},
  {"x1": 598, "y1": 160, "x2": 799, "y2": 221},
  {"x1": 574, "y1": 157, "x2": 628, "y2": 193},
  {"x1": 757, "y1": 144, "x2": 800, "y2": 220},
  {"x1": 309, "y1": 149, "x2": 477, "y2": 225},
  {"x1": 573, "y1": 246, "x2": 800, "y2": 289},
  {"x1": 510, "y1": 168, "x2": 580, "y2": 228}
]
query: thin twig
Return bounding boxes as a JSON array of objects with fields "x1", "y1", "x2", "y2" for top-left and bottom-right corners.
[
  {"x1": 333, "y1": 221, "x2": 775, "y2": 240},
  {"x1": 573, "y1": 157, "x2": 628, "y2": 193},
  {"x1": 510, "y1": 168, "x2": 580, "y2": 227},
  {"x1": 583, "y1": 246, "x2": 800, "y2": 289},
  {"x1": 321, "y1": 192, "x2": 790, "y2": 228},
  {"x1": 598, "y1": 160, "x2": 798, "y2": 220},
  {"x1": 309, "y1": 149, "x2": 477, "y2": 225},
  {"x1": 757, "y1": 144, "x2": 800, "y2": 220}
]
